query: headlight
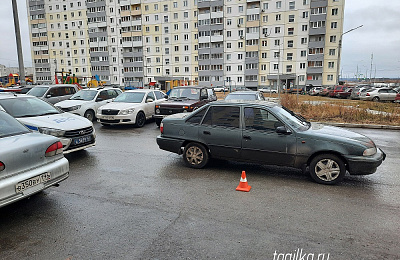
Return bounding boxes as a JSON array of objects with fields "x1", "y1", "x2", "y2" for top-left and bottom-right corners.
[
  {"x1": 97, "y1": 108, "x2": 102, "y2": 115},
  {"x1": 120, "y1": 108, "x2": 135, "y2": 115},
  {"x1": 155, "y1": 108, "x2": 160, "y2": 114},
  {"x1": 38, "y1": 127, "x2": 65, "y2": 137},
  {"x1": 363, "y1": 147, "x2": 377, "y2": 156},
  {"x1": 69, "y1": 105, "x2": 81, "y2": 111}
]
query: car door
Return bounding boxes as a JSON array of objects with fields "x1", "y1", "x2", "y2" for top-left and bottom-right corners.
[
  {"x1": 198, "y1": 105, "x2": 242, "y2": 160},
  {"x1": 387, "y1": 88, "x2": 397, "y2": 101},
  {"x1": 143, "y1": 91, "x2": 156, "y2": 118},
  {"x1": 241, "y1": 107, "x2": 297, "y2": 167},
  {"x1": 94, "y1": 90, "x2": 110, "y2": 110}
]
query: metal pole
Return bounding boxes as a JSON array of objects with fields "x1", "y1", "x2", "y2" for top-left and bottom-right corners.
[{"x1": 12, "y1": 0, "x2": 25, "y2": 86}]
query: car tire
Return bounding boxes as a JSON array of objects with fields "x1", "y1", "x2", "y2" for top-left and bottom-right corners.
[
  {"x1": 84, "y1": 110, "x2": 95, "y2": 121},
  {"x1": 135, "y1": 111, "x2": 146, "y2": 128},
  {"x1": 183, "y1": 142, "x2": 209, "y2": 169},
  {"x1": 155, "y1": 118, "x2": 162, "y2": 127},
  {"x1": 372, "y1": 97, "x2": 380, "y2": 102},
  {"x1": 309, "y1": 154, "x2": 346, "y2": 185}
]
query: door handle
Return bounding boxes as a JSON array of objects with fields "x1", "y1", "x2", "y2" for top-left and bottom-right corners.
[
  {"x1": 243, "y1": 135, "x2": 252, "y2": 140},
  {"x1": 203, "y1": 131, "x2": 211, "y2": 135}
]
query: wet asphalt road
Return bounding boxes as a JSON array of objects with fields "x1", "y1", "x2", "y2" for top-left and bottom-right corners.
[{"x1": 0, "y1": 122, "x2": 399, "y2": 260}]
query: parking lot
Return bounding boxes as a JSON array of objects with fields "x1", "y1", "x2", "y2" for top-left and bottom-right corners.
[{"x1": 1, "y1": 121, "x2": 399, "y2": 260}]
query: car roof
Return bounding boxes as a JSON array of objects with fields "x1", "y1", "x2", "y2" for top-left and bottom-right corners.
[
  {"x1": 228, "y1": 91, "x2": 259, "y2": 94},
  {"x1": 124, "y1": 89, "x2": 155, "y2": 93},
  {"x1": 210, "y1": 100, "x2": 280, "y2": 108},
  {"x1": 33, "y1": 84, "x2": 77, "y2": 88},
  {"x1": 0, "y1": 93, "x2": 37, "y2": 100}
]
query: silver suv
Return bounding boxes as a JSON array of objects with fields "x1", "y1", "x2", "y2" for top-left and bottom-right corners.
[{"x1": 27, "y1": 84, "x2": 80, "y2": 104}]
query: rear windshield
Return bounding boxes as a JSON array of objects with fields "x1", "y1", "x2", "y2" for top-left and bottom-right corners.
[{"x1": 0, "y1": 111, "x2": 29, "y2": 138}]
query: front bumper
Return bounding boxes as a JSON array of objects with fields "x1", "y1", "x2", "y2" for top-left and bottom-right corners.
[
  {"x1": 97, "y1": 114, "x2": 136, "y2": 125},
  {"x1": 153, "y1": 114, "x2": 167, "y2": 120},
  {"x1": 345, "y1": 148, "x2": 386, "y2": 175}
]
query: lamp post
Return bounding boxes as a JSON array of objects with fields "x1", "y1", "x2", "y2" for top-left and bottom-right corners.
[{"x1": 337, "y1": 25, "x2": 363, "y2": 85}]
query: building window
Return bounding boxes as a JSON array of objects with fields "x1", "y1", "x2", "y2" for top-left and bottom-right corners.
[
  {"x1": 330, "y1": 35, "x2": 337, "y2": 42},
  {"x1": 287, "y1": 40, "x2": 294, "y2": 48},
  {"x1": 329, "y1": 49, "x2": 336, "y2": 56},
  {"x1": 289, "y1": 1, "x2": 295, "y2": 9},
  {"x1": 328, "y1": 62, "x2": 335, "y2": 68},
  {"x1": 286, "y1": 65, "x2": 292, "y2": 72},
  {"x1": 332, "y1": 8, "x2": 338, "y2": 15},
  {"x1": 289, "y1": 15, "x2": 295, "y2": 23},
  {"x1": 276, "y1": 1, "x2": 282, "y2": 9},
  {"x1": 327, "y1": 74, "x2": 334, "y2": 81},
  {"x1": 300, "y1": 63, "x2": 306, "y2": 69},
  {"x1": 276, "y1": 14, "x2": 281, "y2": 21},
  {"x1": 288, "y1": 28, "x2": 294, "y2": 35},
  {"x1": 287, "y1": 53, "x2": 293, "y2": 60},
  {"x1": 331, "y1": 22, "x2": 337, "y2": 29}
]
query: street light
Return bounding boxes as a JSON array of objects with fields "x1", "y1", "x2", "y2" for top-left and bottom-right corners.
[{"x1": 337, "y1": 25, "x2": 363, "y2": 85}]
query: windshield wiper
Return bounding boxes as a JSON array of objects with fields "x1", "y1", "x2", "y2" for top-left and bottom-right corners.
[
  {"x1": 71, "y1": 97, "x2": 84, "y2": 100},
  {"x1": 40, "y1": 112, "x2": 60, "y2": 116}
]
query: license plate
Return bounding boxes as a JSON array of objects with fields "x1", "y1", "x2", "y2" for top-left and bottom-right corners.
[
  {"x1": 16, "y1": 173, "x2": 51, "y2": 193},
  {"x1": 103, "y1": 116, "x2": 115, "y2": 120},
  {"x1": 73, "y1": 135, "x2": 92, "y2": 145}
]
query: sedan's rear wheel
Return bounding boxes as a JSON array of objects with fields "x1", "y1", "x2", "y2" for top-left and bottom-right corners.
[
  {"x1": 183, "y1": 142, "x2": 209, "y2": 169},
  {"x1": 372, "y1": 96, "x2": 380, "y2": 102},
  {"x1": 309, "y1": 154, "x2": 345, "y2": 185}
]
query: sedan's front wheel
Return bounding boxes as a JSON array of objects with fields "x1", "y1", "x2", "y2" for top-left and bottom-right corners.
[
  {"x1": 135, "y1": 111, "x2": 146, "y2": 128},
  {"x1": 309, "y1": 154, "x2": 345, "y2": 184},
  {"x1": 183, "y1": 142, "x2": 209, "y2": 169}
]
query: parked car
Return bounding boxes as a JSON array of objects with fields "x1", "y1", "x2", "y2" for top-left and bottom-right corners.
[
  {"x1": 395, "y1": 93, "x2": 400, "y2": 103},
  {"x1": 359, "y1": 88, "x2": 398, "y2": 102},
  {"x1": 350, "y1": 86, "x2": 372, "y2": 100},
  {"x1": 55, "y1": 87, "x2": 122, "y2": 121},
  {"x1": 328, "y1": 85, "x2": 348, "y2": 98},
  {"x1": 97, "y1": 89, "x2": 166, "y2": 127},
  {"x1": 0, "y1": 93, "x2": 95, "y2": 153},
  {"x1": 335, "y1": 87, "x2": 353, "y2": 99},
  {"x1": 0, "y1": 110, "x2": 69, "y2": 208},
  {"x1": 157, "y1": 101, "x2": 385, "y2": 185},
  {"x1": 27, "y1": 84, "x2": 81, "y2": 104},
  {"x1": 225, "y1": 91, "x2": 265, "y2": 101},
  {"x1": 319, "y1": 86, "x2": 334, "y2": 96},
  {"x1": 308, "y1": 87, "x2": 323, "y2": 96},
  {"x1": 259, "y1": 87, "x2": 277, "y2": 94},
  {"x1": 153, "y1": 86, "x2": 217, "y2": 127},
  {"x1": 213, "y1": 86, "x2": 228, "y2": 92}
]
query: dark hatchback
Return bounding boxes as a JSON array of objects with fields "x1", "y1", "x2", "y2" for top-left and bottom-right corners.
[{"x1": 157, "y1": 101, "x2": 385, "y2": 184}]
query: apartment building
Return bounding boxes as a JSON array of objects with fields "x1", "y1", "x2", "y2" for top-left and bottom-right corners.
[{"x1": 27, "y1": 0, "x2": 344, "y2": 89}]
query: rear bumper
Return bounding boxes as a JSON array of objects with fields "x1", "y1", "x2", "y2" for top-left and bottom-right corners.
[
  {"x1": 156, "y1": 135, "x2": 185, "y2": 154},
  {"x1": 0, "y1": 157, "x2": 69, "y2": 208},
  {"x1": 345, "y1": 148, "x2": 386, "y2": 175}
]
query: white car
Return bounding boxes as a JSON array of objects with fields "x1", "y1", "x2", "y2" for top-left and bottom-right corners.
[
  {"x1": 259, "y1": 87, "x2": 277, "y2": 93},
  {"x1": 0, "y1": 94, "x2": 96, "y2": 154},
  {"x1": 97, "y1": 89, "x2": 166, "y2": 127},
  {"x1": 213, "y1": 86, "x2": 228, "y2": 92},
  {"x1": 55, "y1": 87, "x2": 122, "y2": 121}
]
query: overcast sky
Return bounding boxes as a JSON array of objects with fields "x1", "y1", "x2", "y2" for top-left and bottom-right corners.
[{"x1": 0, "y1": 0, "x2": 399, "y2": 78}]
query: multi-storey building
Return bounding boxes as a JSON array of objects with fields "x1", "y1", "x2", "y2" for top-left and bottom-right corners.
[{"x1": 27, "y1": 0, "x2": 344, "y2": 90}]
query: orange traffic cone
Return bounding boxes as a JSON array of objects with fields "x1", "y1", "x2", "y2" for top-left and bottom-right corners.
[{"x1": 236, "y1": 171, "x2": 251, "y2": 192}]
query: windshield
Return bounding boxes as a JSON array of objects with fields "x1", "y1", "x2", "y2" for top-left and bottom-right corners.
[
  {"x1": 225, "y1": 94, "x2": 257, "y2": 101},
  {"x1": 113, "y1": 92, "x2": 145, "y2": 103},
  {"x1": 169, "y1": 88, "x2": 200, "y2": 100},
  {"x1": 70, "y1": 90, "x2": 97, "y2": 101},
  {"x1": 271, "y1": 106, "x2": 310, "y2": 131},
  {"x1": 27, "y1": 87, "x2": 49, "y2": 97},
  {"x1": 0, "y1": 111, "x2": 30, "y2": 138},
  {"x1": 0, "y1": 97, "x2": 61, "y2": 118}
]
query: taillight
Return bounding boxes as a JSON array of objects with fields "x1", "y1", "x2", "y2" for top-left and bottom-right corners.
[
  {"x1": 45, "y1": 141, "x2": 63, "y2": 157},
  {"x1": 0, "y1": 161, "x2": 5, "y2": 171},
  {"x1": 366, "y1": 93, "x2": 370, "y2": 96},
  {"x1": 160, "y1": 122, "x2": 164, "y2": 134}
]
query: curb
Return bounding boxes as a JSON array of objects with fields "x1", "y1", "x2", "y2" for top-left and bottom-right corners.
[{"x1": 320, "y1": 122, "x2": 400, "y2": 130}]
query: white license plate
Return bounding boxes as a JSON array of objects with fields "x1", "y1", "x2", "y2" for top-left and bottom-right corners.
[
  {"x1": 73, "y1": 135, "x2": 92, "y2": 145},
  {"x1": 16, "y1": 172, "x2": 51, "y2": 193},
  {"x1": 103, "y1": 116, "x2": 115, "y2": 120}
]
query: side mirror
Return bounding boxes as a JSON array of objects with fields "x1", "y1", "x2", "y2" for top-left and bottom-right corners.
[
  {"x1": 96, "y1": 97, "x2": 103, "y2": 102},
  {"x1": 146, "y1": 98, "x2": 154, "y2": 103},
  {"x1": 276, "y1": 126, "x2": 291, "y2": 135},
  {"x1": 164, "y1": 95, "x2": 168, "y2": 99},
  {"x1": 46, "y1": 94, "x2": 52, "y2": 98}
]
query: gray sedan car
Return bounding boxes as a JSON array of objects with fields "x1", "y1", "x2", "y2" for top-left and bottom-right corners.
[
  {"x1": 359, "y1": 87, "x2": 398, "y2": 102},
  {"x1": 0, "y1": 111, "x2": 69, "y2": 208},
  {"x1": 157, "y1": 101, "x2": 385, "y2": 185}
]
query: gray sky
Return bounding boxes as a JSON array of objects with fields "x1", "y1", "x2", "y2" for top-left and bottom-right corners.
[{"x1": 0, "y1": 0, "x2": 399, "y2": 78}]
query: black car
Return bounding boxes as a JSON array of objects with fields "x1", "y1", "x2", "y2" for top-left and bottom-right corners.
[
  {"x1": 153, "y1": 86, "x2": 217, "y2": 126},
  {"x1": 157, "y1": 101, "x2": 385, "y2": 185}
]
